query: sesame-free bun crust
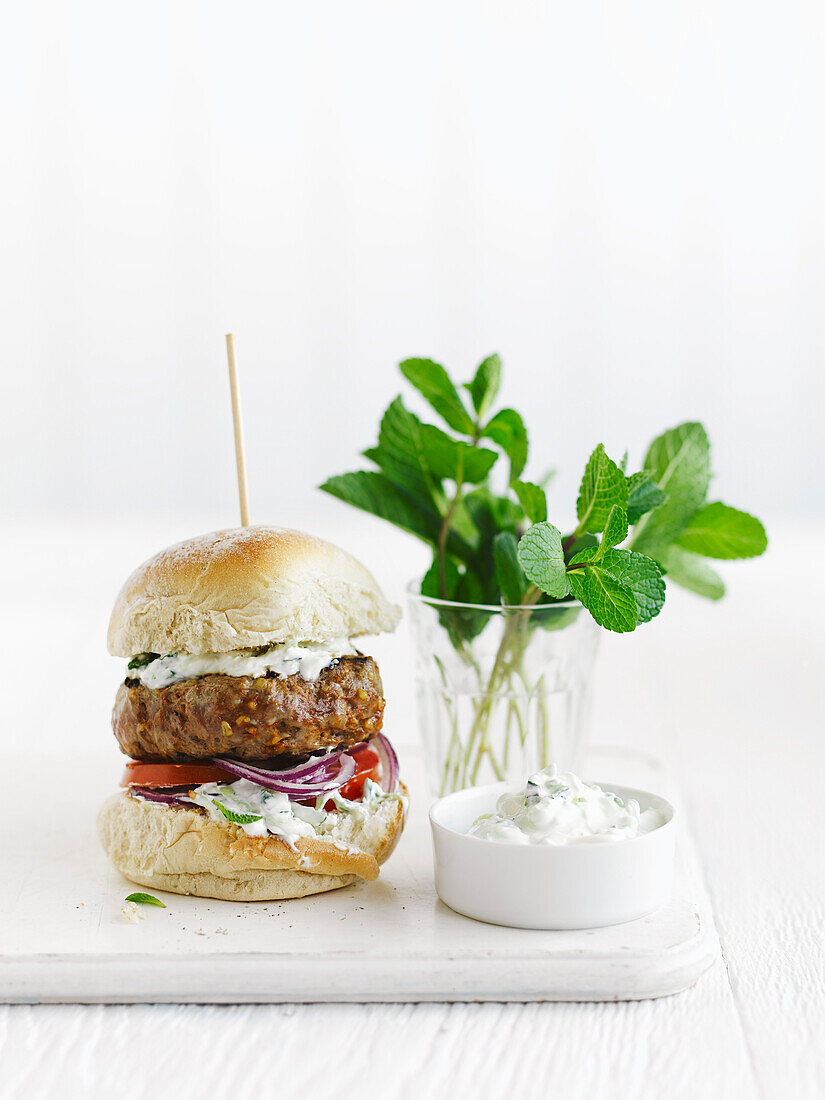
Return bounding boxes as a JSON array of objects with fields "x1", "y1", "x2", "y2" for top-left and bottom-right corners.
[
  {"x1": 98, "y1": 784, "x2": 407, "y2": 901},
  {"x1": 107, "y1": 526, "x2": 401, "y2": 657}
]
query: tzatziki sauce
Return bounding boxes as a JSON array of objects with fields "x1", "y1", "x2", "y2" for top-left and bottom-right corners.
[
  {"x1": 187, "y1": 777, "x2": 402, "y2": 848},
  {"x1": 189, "y1": 779, "x2": 323, "y2": 845},
  {"x1": 468, "y1": 765, "x2": 665, "y2": 846},
  {"x1": 130, "y1": 638, "x2": 355, "y2": 689}
]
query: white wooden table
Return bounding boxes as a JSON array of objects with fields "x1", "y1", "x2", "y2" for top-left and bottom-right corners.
[{"x1": 0, "y1": 518, "x2": 822, "y2": 1099}]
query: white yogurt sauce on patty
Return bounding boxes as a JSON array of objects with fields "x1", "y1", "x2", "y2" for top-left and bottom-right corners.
[
  {"x1": 129, "y1": 638, "x2": 356, "y2": 689},
  {"x1": 468, "y1": 764, "x2": 666, "y2": 846}
]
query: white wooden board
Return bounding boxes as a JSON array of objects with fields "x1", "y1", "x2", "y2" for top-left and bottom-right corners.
[{"x1": 0, "y1": 747, "x2": 717, "y2": 1003}]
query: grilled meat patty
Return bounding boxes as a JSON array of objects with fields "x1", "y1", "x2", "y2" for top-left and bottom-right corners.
[{"x1": 113, "y1": 655, "x2": 385, "y2": 761}]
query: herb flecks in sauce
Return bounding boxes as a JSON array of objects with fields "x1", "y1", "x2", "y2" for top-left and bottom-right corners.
[{"x1": 468, "y1": 764, "x2": 665, "y2": 846}]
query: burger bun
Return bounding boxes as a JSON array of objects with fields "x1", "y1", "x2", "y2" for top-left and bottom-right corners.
[
  {"x1": 98, "y1": 785, "x2": 407, "y2": 902},
  {"x1": 108, "y1": 526, "x2": 401, "y2": 657}
]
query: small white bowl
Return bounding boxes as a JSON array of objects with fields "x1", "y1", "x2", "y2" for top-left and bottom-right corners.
[{"x1": 429, "y1": 781, "x2": 676, "y2": 930}]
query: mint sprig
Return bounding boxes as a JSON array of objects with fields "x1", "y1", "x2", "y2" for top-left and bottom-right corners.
[{"x1": 320, "y1": 356, "x2": 767, "y2": 635}]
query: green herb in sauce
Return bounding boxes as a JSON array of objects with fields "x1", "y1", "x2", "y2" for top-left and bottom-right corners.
[{"x1": 215, "y1": 803, "x2": 263, "y2": 825}]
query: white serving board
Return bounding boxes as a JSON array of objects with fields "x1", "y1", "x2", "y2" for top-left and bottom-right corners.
[{"x1": 0, "y1": 747, "x2": 717, "y2": 1003}]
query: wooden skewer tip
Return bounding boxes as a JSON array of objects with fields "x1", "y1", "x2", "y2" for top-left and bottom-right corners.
[{"x1": 225, "y1": 333, "x2": 250, "y2": 527}]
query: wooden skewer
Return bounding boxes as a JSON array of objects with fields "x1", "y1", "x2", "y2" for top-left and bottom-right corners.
[{"x1": 225, "y1": 333, "x2": 250, "y2": 526}]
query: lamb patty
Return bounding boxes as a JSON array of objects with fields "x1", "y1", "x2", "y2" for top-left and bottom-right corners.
[{"x1": 113, "y1": 656, "x2": 385, "y2": 761}]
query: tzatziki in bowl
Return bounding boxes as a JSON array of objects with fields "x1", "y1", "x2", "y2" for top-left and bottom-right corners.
[{"x1": 429, "y1": 765, "x2": 675, "y2": 929}]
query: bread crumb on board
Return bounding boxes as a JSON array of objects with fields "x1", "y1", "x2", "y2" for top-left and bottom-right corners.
[{"x1": 121, "y1": 901, "x2": 145, "y2": 924}]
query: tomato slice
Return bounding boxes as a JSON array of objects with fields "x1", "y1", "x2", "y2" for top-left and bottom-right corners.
[
  {"x1": 328, "y1": 743, "x2": 382, "y2": 805},
  {"x1": 121, "y1": 742, "x2": 383, "y2": 804},
  {"x1": 120, "y1": 761, "x2": 236, "y2": 788}
]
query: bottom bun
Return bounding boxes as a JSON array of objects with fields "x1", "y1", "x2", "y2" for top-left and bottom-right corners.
[{"x1": 98, "y1": 784, "x2": 407, "y2": 902}]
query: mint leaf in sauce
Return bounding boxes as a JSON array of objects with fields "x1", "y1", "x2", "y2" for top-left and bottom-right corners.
[{"x1": 215, "y1": 803, "x2": 263, "y2": 825}]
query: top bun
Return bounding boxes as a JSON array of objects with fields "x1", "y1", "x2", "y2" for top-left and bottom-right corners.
[{"x1": 108, "y1": 526, "x2": 401, "y2": 657}]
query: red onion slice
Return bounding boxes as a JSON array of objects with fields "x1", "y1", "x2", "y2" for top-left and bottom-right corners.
[
  {"x1": 130, "y1": 786, "x2": 193, "y2": 807},
  {"x1": 209, "y1": 753, "x2": 356, "y2": 797},
  {"x1": 373, "y1": 733, "x2": 399, "y2": 793},
  {"x1": 209, "y1": 750, "x2": 345, "y2": 785},
  {"x1": 260, "y1": 750, "x2": 346, "y2": 781},
  {"x1": 128, "y1": 736, "x2": 399, "y2": 809}
]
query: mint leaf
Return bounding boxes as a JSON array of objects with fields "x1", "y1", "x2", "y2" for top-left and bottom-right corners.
[
  {"x1": 572, "y1": 546, "x2": 665, "y2": 623},
  {"x1": 399, "y1": 358, "x2": 475, "y2": 435},
  {"x1": 626, "y1": 472, "x2": 667, "y2": 525},
  {"x1": 567, "y1": 563, "x2": 638, "y2": 633},
  {"x1": 363, "y1": 397, "x2": 442, "y2": 513},
  {"x1": 531, "y1": 604, "x2": 582, "y2": 632},
  {"x1": 446, "y1": 496, "x2": 484, "y2": 551},
  {"x1": 564, "y1": 532, "x2": 597, "y2": 561},
  {"x1": 634, "y1": 422, "x2": 710, "y2": 549},
  {"x1": 421, "y1": 553, "x2": 461, "y2": 599},
  {"x1": 463, "y1": 489, "x2": 524, "y2": 601},
  {"x1": 125, "y1": 892, "x2": 166, "y2": 908},
  {"x1": 600, "y1": 505, "x2": 628, "y2": 551},
  {"x1": 576, "y1": 444, "x2": 628, "y2": 533},
  {"x1": 512, "y1": 479, "x2": 547, "y2": 523},
  {"x1": 127, "y1": 653, "x2": 158, "y2": 670},
  {"x1": 464, "y1": 354, "x2": 501, "y2": 421},
  {"x1": 464, "y1": 487, "x2": 523, "y2": 538},
  {"x1": 658, "y1": 545, "x2": 725, "y2": 600},
  {"x1": 419, "y1": 423, "x2": 498, "y2": 484},
  {"x1": 597, "y1": 548, "x2": 665, "y2": 623},
  {"x1": 422, "y1": 555, "x2": 491, "y2": 644},
  {"x1": 482, "y1": 408, "x2": 528, "y2": 479},
  {"x1": 493, "y1": 531, "x2": 528, "y2": 605},
  {"x1": 516, "y1": 522, "x2": 570, "y2": 598},
  {"x1": 321, "y1": 471, "x2": 443, "y2": 548},
  {"x1": 675, "y1": 502, "x2": 767, "y2": 560},
  {"x1": 215, "y1": 802, "x2": 263, "y2": 824},
  {"x1": 463, "y1": 490, "x2": 519, "y2": 602}
]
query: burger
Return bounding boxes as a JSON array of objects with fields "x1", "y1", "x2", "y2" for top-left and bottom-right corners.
[{"x1": 98, "y1": 526, "x2": 407, "y2": 901}]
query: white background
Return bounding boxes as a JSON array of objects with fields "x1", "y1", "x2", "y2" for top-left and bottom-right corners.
[
  {"x1": 1, "y1": 4, "x2": 823, "y2": 1098},
  {"x1": 1, "y1": 0, "x2": 823, "y2": 529}
]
